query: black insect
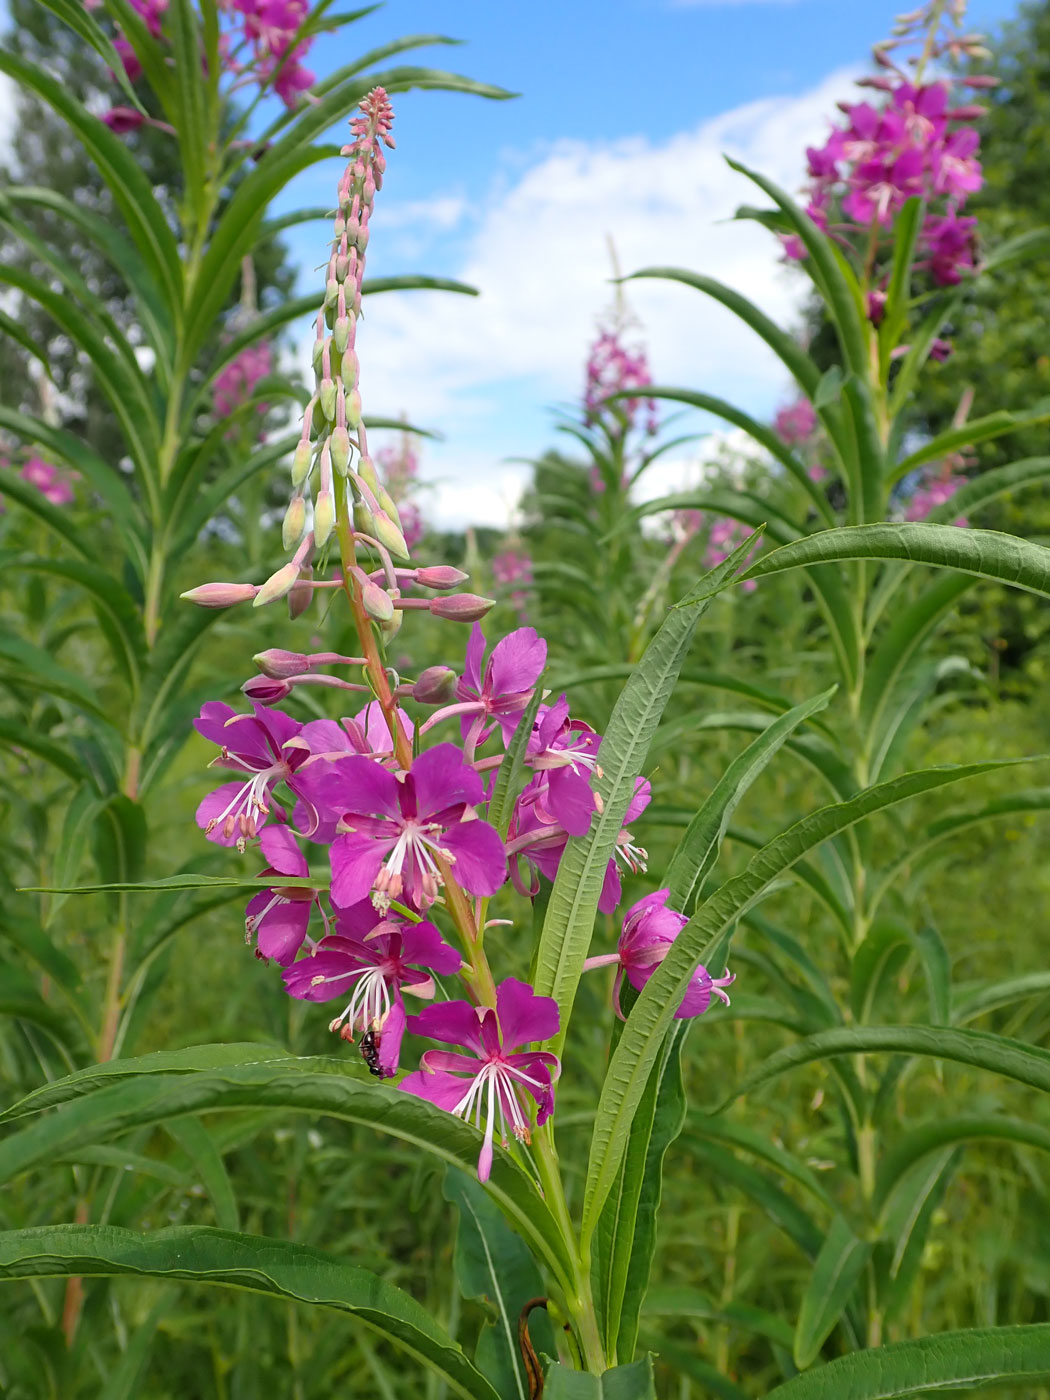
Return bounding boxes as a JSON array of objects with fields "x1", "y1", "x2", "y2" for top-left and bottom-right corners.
[{"x1": 360, "y1": 1028, "x2": 384, "y2": 1078}]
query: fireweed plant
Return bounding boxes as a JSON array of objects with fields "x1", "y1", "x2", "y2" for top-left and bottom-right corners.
[{"x1": 6, "y1": 3, "x2": 1050, "y2": 1398}]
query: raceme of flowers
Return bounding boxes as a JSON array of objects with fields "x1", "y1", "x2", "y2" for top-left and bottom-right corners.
[
  {"x1": 213, "y1": 341, "x2": 274, "y2": 422},
  {"x1": 784, "y1": 2, "x2": 993, "y2": 306},
  {"x1": 183, "y1": 90, "x2": 735, "y2": 1182},
  {"x1": 490, "y1": 545, "x2": 532, "y2": 621},
  {"x1": 0, "y1": 452, "x2": 78, "y2": 510},
  {"x1": 584, "y1": 312, "x2": 658, "y2": 437}
]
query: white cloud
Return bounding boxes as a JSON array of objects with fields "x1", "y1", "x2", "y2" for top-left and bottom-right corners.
[
  {"x1": 0, "y1": 71, "x2": 16, "y2": 165},
  {"x1": 313, "y1": 68, "x2": 856, "y2": 529}
]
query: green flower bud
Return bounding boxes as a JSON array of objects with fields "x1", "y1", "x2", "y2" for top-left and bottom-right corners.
[
  {"x1": 341, "y1": 349, "x2": 359, "y2": 388},
  {"x1": 353, "y1": 499, "x2": 376, "y2": 536},
  {"x1": 314, "y1": 490, "x2": 336, "y2": 547},
  {"x1": 324, "y1": 278, "x2": 339, "y2": 309},
  {"x1": 333, "y1": 317, "x2": 351, "y2": 356},
  {"x1": 254, "y1": 562, "x2": 300, "y2": 608},
  {"x1": 311, "y1": 337, "x2": 326, "y2": 378},
  {"x1": 330, "y1": 426, "x2": 352, "y2": 477},
  {"x1": 282, "y1": 495, "x2": 307, "y2": 550},
  {"x1": 357, "y1": 455, "x2": 378, "y2": 492},
  {"x1": 375, "y1": 486, "x2": 402, "y2": 530},
  {"x1": 291, "y1": 440, "x2": 314, "y2": 488},
  {"x1": 373, "y1": 510, "x2": 410, "y2": 563},
  {"x1": 319, "y1": 378, "x2": 337, "y2": 422},
  {"x1": 345, "y1": 387, "x2": 363, "y2": 429},
  {"x1": 361, "y1": 580, "x2": 394, "y2": 622}
]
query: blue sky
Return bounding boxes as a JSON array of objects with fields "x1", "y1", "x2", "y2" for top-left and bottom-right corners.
[{"x1": 261, "y1": 0, "x2": 1022, "y2": 526}]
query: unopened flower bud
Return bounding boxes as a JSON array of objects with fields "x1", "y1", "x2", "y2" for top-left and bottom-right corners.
[
  {"x1": 380, "y1": 608, "x2": 403, "y2": 639},
  {"x1": 330, "y1": 425, "x2": 352, "y2": 476},
  {"x1": 311, "y1": 399, "x2": 327, "y2": 434},
  {"x1": 319, "y1": 378, "x2": 337, "y2": 422},
  {"x1": 180, "y1": 581, "x2": 258, "y2": 608},
  {"x1": 254, "y1": 561, "x2": 301, "y2": 608},
  {"x1": 314, "y1": 490, "x2": 336, "y2": 547},
  {"x1": 373, "y1": 510, "x2": 410, "y2": 562},
  {"x1": 415, "y1": 565, "x2": 469, "y2": 591},
  {"x1": 362, "y1": 580, "x2": 394, "y2": 621},
  {"x1": 341, "y1": 349, "x2": 359, "y2": 388},
  {"x1": 353, "y1": 499, "x2": 376, "y2": 535},
  {"x1": 289, "y1": 564, "x2": 313, "y2": 619},
  {"x1": 292, "y1": 439, "x2": 314, "y2": 488},
  {"x1": 335, "y1": 253, "x2": 350, "y2": 282},
  {"x1": 345, "y1": 387, "x2": 362, "y2": 428},
  {"x1": 283, "y1": 495, "x2": 307, "y2": 550},
  {"x1": 333, "y1": 317, "x2": 351, "y2": 356},
  {"x1": 243, "y1": 674, "x2": 292, "y2": 703},
  {"x1": 430, "y1": 594, "x2": 495, "y2": 622},
  {"x1": 357, "y1": 454, "x2": 378, "y2": 492},
  {"x1": 312, "y1": 337, "x2": 327, "y2": 378},
  {"x1": 324, "y1": 278, "x2": 340, "y2": 309},
  {"x1": 413, "y1": 665, "x2": 457, "y2": 704},
  {"x1": 254, "y1": 649, "x2": 309, "y2": 679}
]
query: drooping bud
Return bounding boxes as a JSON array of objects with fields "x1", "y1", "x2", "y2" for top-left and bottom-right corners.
[
  {"x1": 314, "y1": 490, "x2": 336, "y2": 547},
  {"x1": 430, "y1": 594, "x2": 496, "y2": 622},
  {"x1": 330, "y1": 425, "x2": 352, "y2": 477},
  {"x1": 353, "y1": 499, "x2": 376, "y2": 536},
  {"x1": 288, "y1": 564, "x2": 314, "y2": 619},
  {"x1": 254, "y1": 561, "x2": 301, "y2": 608},
  {"x1": 361, "y1": 580, "x2": 395, "y2": 621},
  {"x1": 242, "y1": 674, "x2": 293, "y2": 703},
  {"x1": 282, "y1": 495, "x2": 307, "y2": 550},
  {"x1": 292, "y1": 439, "x2": 314, "y2": 488},
  {"x1": 412, "y1": 665, "x2": 457, "y2": 704},
  {"x1": 357, "y1": 454, "x2": 379, "y2": 492},
  {"x1": 372, "y1": 510, "x2": 410, "y2": 562},
  {"x1": 254, "y1": 649, "x2": 310, "y2": 678},
  {"x1": 414, "y1": 565, "x2": 469, "y2": 591},
  {"x1": 180, "y1": 581, "x2": 258, "y2": 608},
  {"x1": 319, "y1": 378, "x2": 338, "y2": 422}
]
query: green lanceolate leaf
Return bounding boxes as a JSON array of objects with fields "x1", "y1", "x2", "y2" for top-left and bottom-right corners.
[
  {"x1": 927, "y1": 456, "x2": 1050, "y2": 523},
  {"x1": 582, "y1": 757, "x2": 1035, "y2": 1244},
  {"x1": 874, "y1": 1116, "x2": 1050, "y2": 1213},
  {"x1": 533, "y1": 534, "x2": 764, "y2": 1052},
  {"x1": 488, "y1": 683, "x2": 544, "y2": 840},
  {"x1": 592, "y1": 1014, "x2": 687, "y2": 1365},
  {"x1": 22, "y1": 873, "x2": 323, "y2": 895},
  {"x1": 764, "y1": 1324, "x2": 1050, "y2": 1398},
  {"x1": 543, "y1": 1357, "x2": 656, "y2": 1398},
  {"x1": 0, "y1": 1225, "x2": 500, "y2": 1400},
  {"x1": 0, "y1": 1060, "x2": 575, "y2": 1290},
  {"x1": 876, "y1": 1147, "x2": 959, "y2": 1323},
  {"x1": 733, "y1": 523, "x2": 1050, "y2": 600},
  {"x1": 890, "y1": 402, "x2": 1050, "y2": 485},
  {"x1": 794, "y1": 1214, "x2": 872, "y2": 1369},
  {"x1": 664, "y1": 687, "x2": 836, "y2": 912},
  {"x1": 444, "y1": 1168, "x2": 552, "y2": 1400},
  {"x1": 165, "y1": 1117, "x2": 239, "y2": 1232},
  {"x1": 723, "y1": 1023, "x2": 1050, "y2": 1109}
]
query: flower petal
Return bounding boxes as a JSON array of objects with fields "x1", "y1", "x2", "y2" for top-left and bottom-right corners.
[
  {"x1": 440, "y1": 818, "x2": 507, "y2": 896},
  {"x1": 329, "y1": 831, "x2": 389, "y2": 907},
  {"x1": 496, "y1": 977, "x2": 560, "y2": 1052},
  {"x1": 408, "y1": 999, "x2": 486, "y2": 1055},
  {"x1": 259, "y1": 824, "x2": 308, "y2": 878},
  {"x1": 410, "y1": 743, "x2": 484, "y2": 818}
]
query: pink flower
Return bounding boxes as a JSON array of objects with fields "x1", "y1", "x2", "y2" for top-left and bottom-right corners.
[
  {"x1": 584, "y1": 888, "x2": 734, "y2": 1020},
  {"x1": 312, "y1": 744, "x2": 507, "y2": 911},
  {"x1": 456, "y1": 623, "x2": 546, "y2": 748},
  {"x1": 245, "y1": 825, "x2": 323, "y2": 964},
  {"x1": 401, "y1": 978, "x2": 560, "y2": 1181},
  {"x1": 213, "y1": 341, "x2": 274, "y2": 420},
  {"x1": 20, "y1": 456, "x2": 75, "y2": 506},
  {"x1": 283, "y1": 902, "x2": 460, "y2": 1076},
  {"x1": 773, "y1": 398, "x2": 817, "y2": 446}
]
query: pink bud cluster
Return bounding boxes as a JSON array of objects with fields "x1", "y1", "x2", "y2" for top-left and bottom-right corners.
[
  {"x1": 1, "y1": 454, "x2": 77, "y2": 508},
  {"x1": 99, "y1": 0, "x2": 316, "y2": 127},
  {"x1": 785, "y1": 3, "x2": 992, "y2": 302},
  {"x1": 773, "y1": 397, "x2": 828, "y2": 482}
]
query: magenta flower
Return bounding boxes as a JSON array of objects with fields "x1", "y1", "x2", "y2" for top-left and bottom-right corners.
[
  {"x1": 400, "y1": 978, "x2": 560, "y2": 1181},
  {"x1": 194, "y1": 702, "x2": 322, "y2": 848},
  {"x1": 585, "y1": 889, "x2": 734, "y2": 1020},
  {"x1": 456, "y1": 623, "x2": 547, "y2": 747},
  {"x1": 283, "y1": 902, "x2": 460, "y2": 1076},
  {"x1": 508, "y1": 774, "x2": 650, "y2": 914},
  {"x1": 246, "y1": 825, "x2": 322, "y2": 964},
  {"x1": 773, "y1": 398, "x2": 817, "y2": 446},
  {"x1": 213, "y1": 342, "x2": 274, "y2": 421},
  {"x1": 316, "y1": 744, "x2": 507, "y2": 910},
  {"x1": 923, "y1": 210, "x2": 978, "y2": 286},
  {"x1": 524, "y1": 697, "x2": 601, "y2": 837}
]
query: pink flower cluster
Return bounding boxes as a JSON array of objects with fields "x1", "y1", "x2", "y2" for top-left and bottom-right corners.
[
  {"x1": 773, "y1": 397, "x2": 827, "y2": 482},
  {"x1": 100, "y1": 0, "x2": 316, "y2": 121},
  {"x1": 213, "y1": 341, "x2": 274, "y2": 421},
  {"x1": 705, "y1": 517, "x2": 759, "y2": 592},
  {"x1": 785, "y1": 6, "x2": 992, "y2": 296},
  {"x1": 490, "y1": 546, "x2": 532, "y2": 620},
  {"x1": 904, "y1": 457, "x2": 969, "y2": 526},
  {"x1": 584, "y1": 317, "x2": 658, "y2": 436},
  {"x1": 20, "y1": 456, "x2": 77, "y2": 507},
  {"x1": 376, "y1": 432, "x2": 426, "y2": 554}
]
